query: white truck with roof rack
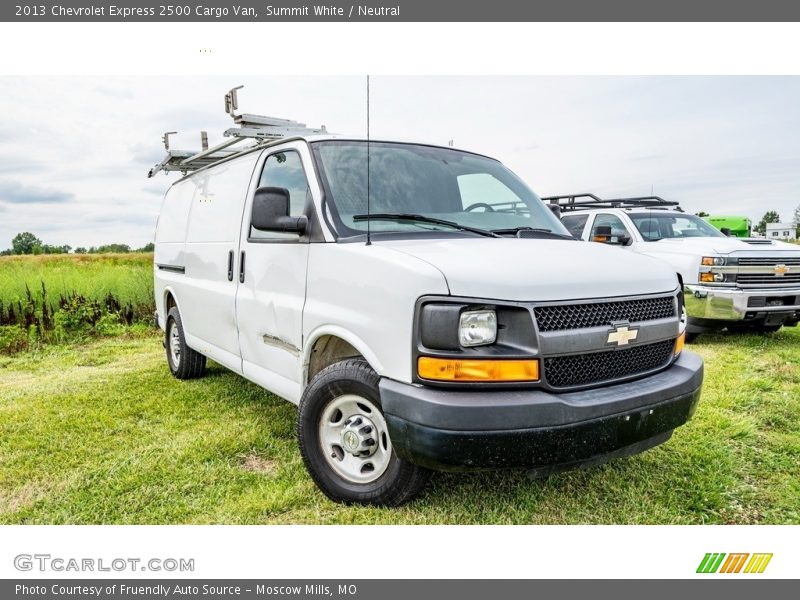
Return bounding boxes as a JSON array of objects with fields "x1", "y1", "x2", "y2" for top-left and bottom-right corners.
[
  {"x1": 150, "y1": 87, "x2": 703, "y2": 506},
  {"x1": 551, "y1": 194, "x2": 800, "y2": 339}
]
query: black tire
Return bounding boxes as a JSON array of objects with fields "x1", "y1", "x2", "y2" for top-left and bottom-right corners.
[
  {"x1": 727, "y1": 322, "x2": 781, "y2": 334},
  {"x1": 754, "y1": 325, "x2": 782, "y2": 334},
  {"x1": 297, "y1": 358, "x2": 430, "y2": 506},
  {"x1": 165, "y1": 306, "x2": 206, "y2": 380}
]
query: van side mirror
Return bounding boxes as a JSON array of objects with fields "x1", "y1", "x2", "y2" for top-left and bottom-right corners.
[
  {"x1": 720, "y1": 227, "x2": 732, "y2": 237},
  {"x1": 547, "y1": 203, "x2": 562, "y2": 219},
  {"x1": 251, "y1": 186, "x2": 307, "y2": 234}
]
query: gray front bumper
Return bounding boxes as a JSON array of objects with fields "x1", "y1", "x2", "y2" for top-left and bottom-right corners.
[
  {"x1": 379, "y1": 351, "x2": 703, "y2": 471},
  {"x1": 684, "y1": 284, "x2": 800, "y2": 321}
]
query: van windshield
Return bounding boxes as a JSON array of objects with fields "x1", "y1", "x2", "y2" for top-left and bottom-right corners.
[
  {"x1": 629, "y1": 212, "x2": 726, "y2": 241},
  {"x1": 311, "y1": 141, "x2": 569, "y2": 238}
]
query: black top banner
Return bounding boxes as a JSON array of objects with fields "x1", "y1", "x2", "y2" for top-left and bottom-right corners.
[{"x1": 5, "y1": 0, "x2": 800, "y2": 22}]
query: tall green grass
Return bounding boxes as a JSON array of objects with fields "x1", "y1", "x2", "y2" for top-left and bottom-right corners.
[
  {"x1": 0, "y1": 254, "x2": 155, "y2": 352},
  {"x1": 0, "y1": 253, "x2": 153, "y2": 307}
]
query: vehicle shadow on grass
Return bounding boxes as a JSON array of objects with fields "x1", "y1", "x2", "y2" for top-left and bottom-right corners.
[{"x1": 688, "y1": 327, "x2": 799, "y2": 349}]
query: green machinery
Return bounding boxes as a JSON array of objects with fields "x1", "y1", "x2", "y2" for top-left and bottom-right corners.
[{"x1": 702, "y1": 216, "x2": 752, "y2": 238}]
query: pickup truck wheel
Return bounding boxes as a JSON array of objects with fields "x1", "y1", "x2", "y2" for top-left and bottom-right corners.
[
  {"x1": 165, "y1": 307, "x2": 206, "y2": 379},
  {"x1": 297, "y1": 358, "x2": 430, "y2": 506}
]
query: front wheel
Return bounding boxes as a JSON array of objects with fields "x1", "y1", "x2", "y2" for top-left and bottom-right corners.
[{"x1": 297, "y1": 358, "x2": 430, "y2": 506}]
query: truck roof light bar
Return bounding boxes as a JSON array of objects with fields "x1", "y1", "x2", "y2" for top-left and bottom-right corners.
[
  {"x1": 542, "y1": 193, "x2": 683, "y2": 212},
  {"x1": 147, "y1": 85, "x2": 328, "y2": 178}
]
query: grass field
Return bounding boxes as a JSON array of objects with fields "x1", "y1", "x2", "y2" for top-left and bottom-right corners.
[
  {"x1": 1, "y1": 328, "x2": 798, "y2": 524},
  {"x1": 0, "y1": 253, "x2": 153, "y2": 307},
  {"x1": 0, "y1": 253, "x2": 154, "y2": 352}
]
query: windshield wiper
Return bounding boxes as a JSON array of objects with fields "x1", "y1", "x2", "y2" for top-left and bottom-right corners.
[
  {"x1": 491, "y1": 226, "x2": 574, "y2": 240},
  {"x1": 352, "y1": 213, "x2": 501, "y2": 238}
]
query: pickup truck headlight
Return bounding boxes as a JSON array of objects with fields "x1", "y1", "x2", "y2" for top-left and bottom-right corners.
[
  {"x1": 701, "y1": 256, "x2": 726, "y2": 266},
  {"x1": 699, "y1": 272, "x2": 726, "y2": 283},
  {"x1": 458, "y1": 309, "x2": 497, "y2": 347}
]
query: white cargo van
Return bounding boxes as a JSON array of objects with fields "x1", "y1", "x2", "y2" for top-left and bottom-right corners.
[
  {"x1": 552, "y1": 194, "x2": 800, "y2": 339},
  {"x1": 151, "y1": 93, "x2": 703, "y2": 505}
]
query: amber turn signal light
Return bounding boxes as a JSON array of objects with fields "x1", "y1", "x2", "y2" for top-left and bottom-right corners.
[
  {"x1": 418, "y1": 357, "x2": 540, "y2": 382},
  {"x1": 674, "y1": 332, "x2": 686, "y2": 356}
]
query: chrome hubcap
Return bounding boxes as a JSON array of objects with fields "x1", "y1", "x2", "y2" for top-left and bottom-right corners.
[
  {"x1": 169, "y1": 322, "x2": 181, "y2": 366},
  {"x1": 319, "y1": 394, "x2": 391, "y2": 483}
]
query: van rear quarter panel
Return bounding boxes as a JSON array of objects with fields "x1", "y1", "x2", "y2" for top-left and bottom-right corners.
[
  {"x1": 154, "y1": 179, "x2": 195, "y2": 325},
  {"x1": 303, "y1": 243, "x2": 449, "y2": 385}
]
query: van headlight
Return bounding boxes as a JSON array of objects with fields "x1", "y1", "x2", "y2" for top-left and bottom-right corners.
[
  {"x1": 701, "y1": 256, "x2": 726, "y2": 266},
  {"x1": 458, "y1": 310, "x2": 497, "y2": 347}
]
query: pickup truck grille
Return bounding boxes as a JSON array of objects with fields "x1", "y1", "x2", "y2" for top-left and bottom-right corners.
[
  {"x1": 738, "y1": 257, "x2": 800, "y2": 266},
  {"x1": 534, "y1": 296, "x2": 676, "y2": 332},
  {"x1": 738, "y1": 273, "x2": 800, "y2": 286},
  {"x1": 543, "y1": 339, "x2": 675, "y2": 388}
]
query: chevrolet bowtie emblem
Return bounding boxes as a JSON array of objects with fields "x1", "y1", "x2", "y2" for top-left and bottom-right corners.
[
  {"x1": 774, "y1": 264, "x2": 789, "y2": 277},
  {"x1": 607, "y1": 325, "x2": 639, "y2": 346}
]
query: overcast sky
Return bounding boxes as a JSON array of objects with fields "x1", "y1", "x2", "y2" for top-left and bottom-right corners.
[{"x1": 1, "y1": 76, "x2": 799, "y2": 249}]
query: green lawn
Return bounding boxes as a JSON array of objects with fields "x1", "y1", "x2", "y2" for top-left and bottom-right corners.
[{"x1": 0, "y1": 329, "x2": 798, "y2": 524}]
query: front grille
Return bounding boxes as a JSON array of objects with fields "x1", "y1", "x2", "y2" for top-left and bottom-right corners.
[
  {"x1": 737, "y1": 273, "x2": 800, "y2": 286},
  {"x1": 543, "y1": 339, "x2": 675, "y2": 388},
  {"x1": 738, "y1": 256, "x2": 800, "y2": 266},
  {"x1": 534, "y1": 296, "x2": 676, "y2": 332}
]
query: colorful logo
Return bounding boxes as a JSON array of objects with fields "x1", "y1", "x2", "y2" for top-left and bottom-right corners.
[{"x1": 696, "y1": 553, "x2": 773, "y2": 574}]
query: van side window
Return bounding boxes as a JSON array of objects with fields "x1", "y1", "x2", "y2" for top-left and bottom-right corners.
[
  {"x1": 252, "y1": 151, "x2": 309, "y2": 239},
  {"x1": 561, "y1": 214, "x2": 589, "y2": 238}
]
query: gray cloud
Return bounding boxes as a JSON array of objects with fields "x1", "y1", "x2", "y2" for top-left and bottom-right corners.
[
  {"x1": 0, "y1": 156, "x2": 44, "y2": 175},
  {"x1": 94, "y1": 85, "x2": 134, "y2": 100},
  {"x1": 0, "y1": 179, "x2": 74, "y2": 204}
]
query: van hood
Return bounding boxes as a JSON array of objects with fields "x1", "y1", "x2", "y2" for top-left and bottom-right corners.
[
  {"x1": 649, "y1": 236, "x2": 800, "y2": 256},
  {"x1": 378, "y1": 237, "x2": 678, "y2": 302}
]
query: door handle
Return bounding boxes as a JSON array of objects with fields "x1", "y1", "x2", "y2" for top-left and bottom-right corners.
[
  {"x1": 227, "y1": 250, "x2": 234, "y2": 282},
  {"x1": 239, "y1": 251, "x2": 246, "y2": 283}
]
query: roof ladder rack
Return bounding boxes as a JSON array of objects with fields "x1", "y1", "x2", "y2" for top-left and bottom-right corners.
[
  {"x1": 542, "y1": 193, "x2": 683, "y2": 212},
  {"x1": 147, "y1": 85, "x2": 328, "y2": 178}
]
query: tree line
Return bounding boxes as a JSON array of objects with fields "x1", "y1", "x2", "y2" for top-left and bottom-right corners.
[{"x1": 1, "y1": 232, "x2": 155, "y2": 256}]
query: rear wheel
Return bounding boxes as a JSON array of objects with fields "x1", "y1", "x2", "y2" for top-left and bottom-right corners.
[
  {"x1": 297, "y1": 358, "x2": 430, "y2": 506},
  {"x1": 165, "y1": 306, "x2": 206, "y2": 379}
]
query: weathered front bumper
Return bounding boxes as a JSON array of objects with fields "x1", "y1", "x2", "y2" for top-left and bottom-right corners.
[
  {"x1": 380, "y1": 351, "x2": 703, "y2": 472},
  {"x1": 684, "y1": 284, "x2": 800, "y2": 322}
]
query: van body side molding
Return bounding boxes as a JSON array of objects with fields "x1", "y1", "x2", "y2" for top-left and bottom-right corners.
[{"x1": 156, "y1": 263, "x2": 186, "y2": 274}]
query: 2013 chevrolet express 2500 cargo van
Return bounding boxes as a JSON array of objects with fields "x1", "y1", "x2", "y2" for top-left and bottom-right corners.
[{"x1": 150, "y1": 92, "x2": 704, "y2": 505}]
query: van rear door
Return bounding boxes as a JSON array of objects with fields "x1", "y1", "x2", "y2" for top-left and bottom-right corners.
[{"x1": 235, "y1": 142, "x2": 313, "y2": 403}]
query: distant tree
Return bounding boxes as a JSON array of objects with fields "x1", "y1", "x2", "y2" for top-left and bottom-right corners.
[
  {"x1": 11, "y1": 232, "x2": 42, "y2": 255},
  {"x1": 794, "y1": 203, "x2": 800, "y2": 237},
  {"x1": 695, "y1": 211, "x2": 710, "y2": 217},
  {"x1": 74, "y1": 247, "x2": 87, "y2": 254},
  {"x1": 38, "y1": 244, "x2": 71, "y2": 254},
  {"x1": 136, "y1": 242, "x2": 155, "y2": 253},
  {"x1": 92, "y1": 243, "x2": 131, "y2": 254},
  {"x1": 755, "y1": 211, "x2": 781, "y2": 235}
]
